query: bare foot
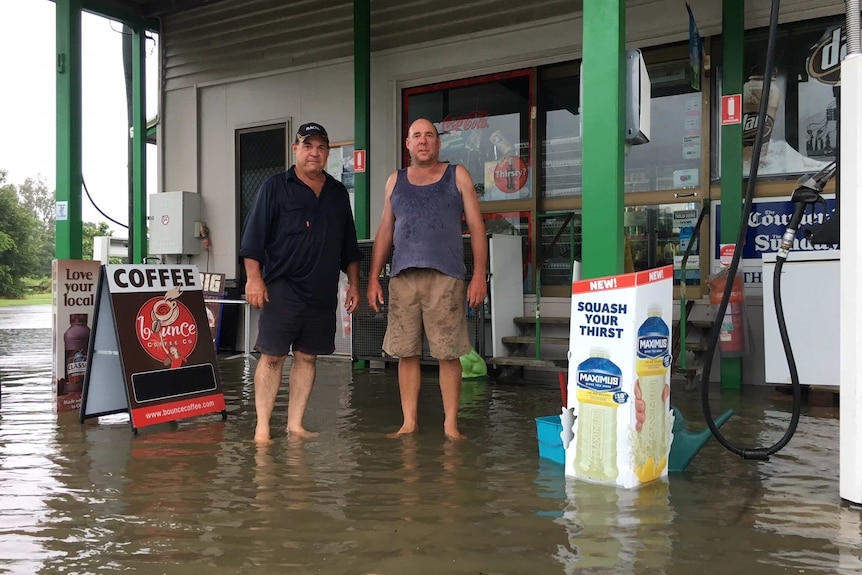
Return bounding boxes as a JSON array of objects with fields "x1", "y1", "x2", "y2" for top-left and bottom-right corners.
[
  {"x1": 254, "y1": 426, "x2": 273, "y2": 445},
  {"x1": 387, "y1": 424, "x2": 418, "y2": 439},
  {"x1": 444, "y1": 427, "x2": 467, "y2": 441},
  {"x1": 287, "y1": 427, "x2": 319, "y2": 439}
]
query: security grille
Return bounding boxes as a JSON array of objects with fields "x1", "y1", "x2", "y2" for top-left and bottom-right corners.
[{"x1": 235, "y1": 123, "x2": 287, "y2": 283}]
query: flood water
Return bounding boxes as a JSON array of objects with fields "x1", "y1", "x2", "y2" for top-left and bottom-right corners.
[{"x1": 0, "y1": 305, "x2": 860, "y2": 574}]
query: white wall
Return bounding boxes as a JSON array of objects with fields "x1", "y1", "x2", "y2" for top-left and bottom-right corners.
[{"x1": 162, "y1": 61, "x2": 355, "y2": 277}]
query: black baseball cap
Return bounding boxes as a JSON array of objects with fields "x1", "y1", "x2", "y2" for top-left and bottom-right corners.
[{"x1": 295, "y1": 122, "x2": 329, "y2": 144}]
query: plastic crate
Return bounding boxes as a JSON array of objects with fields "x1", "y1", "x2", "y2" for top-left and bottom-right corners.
[{"x1": 535, "y1": 415, "x2": 565, "y2": 465}]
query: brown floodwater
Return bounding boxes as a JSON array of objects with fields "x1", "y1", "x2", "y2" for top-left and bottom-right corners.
[{"x1": 0, "y1": 305, "x2": 860, "y2": 574}]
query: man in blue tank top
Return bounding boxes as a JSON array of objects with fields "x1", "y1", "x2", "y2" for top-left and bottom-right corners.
[{"x1": 366, "y1": 118, "x2": 488, "y2": 440}]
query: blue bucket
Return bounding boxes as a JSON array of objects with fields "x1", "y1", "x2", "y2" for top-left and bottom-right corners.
[{"x1": 535, "y1": 415, "x2": 565, "y2": 465}]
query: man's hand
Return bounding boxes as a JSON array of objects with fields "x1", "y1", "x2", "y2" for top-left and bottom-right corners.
[
  {"x1": 466, "y1": 274, "x2": 487, "y2": 310},
  {"x1": 366, "y1": 278, "x2": 384, "y2": 312},
  {"x1": 344, "y1": 283, "x2": 360, "y2": 313},
  {"x1": 245, "y1": 276, "x2": 268, "y2": 309}
]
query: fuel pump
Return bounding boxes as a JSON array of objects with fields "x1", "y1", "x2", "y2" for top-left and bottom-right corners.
[{"x1": 699, "y1": 0, "x2": 853, "y2": 461}]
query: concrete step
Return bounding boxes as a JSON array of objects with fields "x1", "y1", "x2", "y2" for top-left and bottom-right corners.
[
  {"x1": 502, "y1": 335, "x2": 570, "y2": 346},
  {"x1": 487, "y1": 356, "x2": 566, "y2": 369},
  {"x1": 673, "y1": 319, "x2": 714, "y2": 329},
  {"x1": 683, "y1": 341, "x2": 709, "y2": 352},
  {"x1": 673, "y1": 365, "x2": 702, "y2": 375},
  {"x1": 513, "y1": 316, "x2": 571, "y2": 325}
]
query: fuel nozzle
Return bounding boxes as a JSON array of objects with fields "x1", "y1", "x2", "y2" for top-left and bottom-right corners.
[{"x1": 777, "y1": 162, "x2": 836, "y2": 260}]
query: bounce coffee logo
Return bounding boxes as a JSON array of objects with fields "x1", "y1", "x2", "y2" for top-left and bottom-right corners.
[
  {"x1": 135, "y1": 287, "x2": 198, "y2": 368},
  {"x1": 808, "y1": 26, "x2": 845, "y2": 85}
]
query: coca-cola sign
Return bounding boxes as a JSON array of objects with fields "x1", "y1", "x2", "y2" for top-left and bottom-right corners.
[
  {"x1": 135, "y1": 287, "x2": 198, "y2": 368},
  {"x1": 439, "y1": 111, "x2": 490, "y2": 133},
  {"x1": 493, "y1": 156, "x2": 528, "y2": 193}
]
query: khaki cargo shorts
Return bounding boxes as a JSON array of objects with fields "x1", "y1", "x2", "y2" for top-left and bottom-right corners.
[{"x1": 382, "y1": 268, "x2": 471, "y2": 360}]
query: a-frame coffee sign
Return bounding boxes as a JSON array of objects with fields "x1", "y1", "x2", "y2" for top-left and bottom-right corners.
[{"x1": 81, "y1": 265, "x2": 227, "y2": 432}]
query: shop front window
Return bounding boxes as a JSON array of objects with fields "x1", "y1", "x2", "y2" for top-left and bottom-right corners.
[
  {"x1": 538, "y1": 55, "x2": 701, "y2": 197},
  {"x1": 539, "y1": 65, "x2": 582, "y2": 197},
  {"x1": 713, "y1": 17, "x2": 840, "y2": 179},
  {"x1": 624, "y1": 58, "x2": 702, "y2": 192},
  {"x1": 539, "y1": 211, "x2": 582, "y2": 287},
  {"x1": 403, "y1": 71, "x2": 532, "y2": 202},
  {"x1": 625, "y1": 202, "x2": 701, "y2": 284}
]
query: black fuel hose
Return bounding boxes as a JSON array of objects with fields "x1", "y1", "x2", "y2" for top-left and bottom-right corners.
[{"x1": 699, "y1": 0, "x2": 803, "y2": 460}]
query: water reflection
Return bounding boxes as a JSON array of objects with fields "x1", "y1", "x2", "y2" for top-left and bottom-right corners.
[{"x1": 0, "y1": 306, "x2": 860, "y2": 574}]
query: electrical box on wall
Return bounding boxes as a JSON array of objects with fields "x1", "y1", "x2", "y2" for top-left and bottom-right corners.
[
  {"x1": 148, "y1": 191, "x2": 201, "y2": 256},
  {"x1": 626, "y1": 49, "x2": 651, "y2": 145}
]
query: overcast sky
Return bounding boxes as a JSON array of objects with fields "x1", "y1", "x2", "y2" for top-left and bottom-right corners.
[{"x1": 0, "y1": 0, "x2": 158, "y2": 233}]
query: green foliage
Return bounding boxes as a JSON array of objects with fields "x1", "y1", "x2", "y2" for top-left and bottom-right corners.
[
  {"x1": 0, "y1": 170, "x2": 118, "y2": 298},
  {"x1": 0, "y1": 174, "x2": 43, "y2": 298},
  {"x1": 83, "y1": 221, "x2": 113, "y2": 260}
]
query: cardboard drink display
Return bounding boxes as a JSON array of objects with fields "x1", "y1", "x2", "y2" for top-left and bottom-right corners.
[
  {"x1": 564, "y1": 265, "x2": 675, "y2": 489},
  {"x1": 52, "y1": 259, "x2": 101, "y2": 412}
]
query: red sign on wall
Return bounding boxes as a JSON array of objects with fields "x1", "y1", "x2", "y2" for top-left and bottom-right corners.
[
  {"x1": 354, "y1": 150, "x2": 366, "y2": 173},
  {"x1": 721, "y1": 94, "x2": 742, "y2": 125}
]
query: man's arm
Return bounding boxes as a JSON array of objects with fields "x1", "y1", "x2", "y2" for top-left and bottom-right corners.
[
  {"x1": 366, "y1": 172, "x2": 398, "y2": 312},
  {"x1": 456, "y1": 165, "x2": 488, "y2": 309},
  {"x1": 239, "y1": 181, "x2": 271, "y2": 309},
  {"x1": 244, "y1": 257, "x2": 268, "y2": 309},
  {"x1": 343, "y1": 260, "x2": 360, "y2": 313}
]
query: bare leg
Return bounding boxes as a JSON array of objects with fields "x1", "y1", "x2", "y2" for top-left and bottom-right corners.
[
  {"x1": 254, "y1": 353, "x2": 287, "y2": 444},
  {"x1": 390, "y1": 355, "x2": 421, "y2": 437},
  {"x1": 439, "y1": 358, "x2": 466, "y2": 440},
  {"x1": 286, "y1": 350, "x2": 319, "y2": 438}
]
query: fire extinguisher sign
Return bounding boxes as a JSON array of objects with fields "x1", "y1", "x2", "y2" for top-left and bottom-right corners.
[
  {"x1": 721, "y1": 94, "x2": 742, "y2": 125},
  {"x1": 354, "y1": 150, "x2": 366, "y2": 173}
]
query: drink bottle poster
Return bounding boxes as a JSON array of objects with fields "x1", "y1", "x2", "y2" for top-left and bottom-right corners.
[
  {"x1": 52, "y1": 259, "x2": 102, "y2": 412},
  {"x1": 565, "y1": 265, "x2": 674, "y2": 489},
  {"x1": 81, "y1": 265, "x2": 226, "y2": 432}
]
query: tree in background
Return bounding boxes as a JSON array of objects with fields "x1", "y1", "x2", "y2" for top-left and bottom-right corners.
[
  {"x1": 0, "y1": 170, "x2": 43, "y2": 298},
  {"x1": 82, "y1": 221, "x2": 113, "y2": 261},
  {"x1": 0, "y1": 170, "x2": 116, "y2": 298},
  {"x1": 16, "y1": 175, "x2": 54, "y2": 278}
]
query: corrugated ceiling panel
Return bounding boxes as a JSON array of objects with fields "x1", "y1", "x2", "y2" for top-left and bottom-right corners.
[{"x1": 162, "y1": 0, "x2": 582, "y2": 90}]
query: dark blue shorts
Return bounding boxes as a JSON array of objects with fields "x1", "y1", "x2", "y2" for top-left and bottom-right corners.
[{"x1": 254, "y1": 278, "x2": 336, "y2": 357}]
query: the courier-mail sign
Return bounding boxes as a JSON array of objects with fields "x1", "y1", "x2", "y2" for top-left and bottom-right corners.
[{"x1": 715, "y1": 197, "x2": 838, "y2": 260}]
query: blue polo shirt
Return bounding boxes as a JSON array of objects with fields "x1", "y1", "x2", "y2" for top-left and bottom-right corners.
[{"x1": 239, "y1": 167, "x2": 362, "y2": 308}]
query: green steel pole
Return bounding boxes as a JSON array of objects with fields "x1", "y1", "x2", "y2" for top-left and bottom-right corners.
[
  {"x1": 720, "y1": 0, "x2": 744, "y2": 390},
  {"x1": 581, "y1": 0, "x2": 625, "y2": 279},
  {"x1": 353, "y1": 0, "x2": 371, "y2": 240},
  {"x1": 55, "y1": 0, "x2": 83, "y2": 260},
  {"x1": 131, "y1": 26, "x2": 147, "y2": 263}
]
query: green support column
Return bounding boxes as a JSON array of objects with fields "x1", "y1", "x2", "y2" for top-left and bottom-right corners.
[
  {"x1": 131, "y1": 26, "x2": 147, "y2": 263},
  {"x1": 720, "y1": 0, "x2": 744, "y2": 390},
  {"x1": 55, "y1": 0, "x2": 83, "y2": 259},
  {"x1": 581, "y1": 0, "x2": 625, "y2": 279},
  {"x1": 353, "y1": 0, "x2": 371, "y2": 240}
]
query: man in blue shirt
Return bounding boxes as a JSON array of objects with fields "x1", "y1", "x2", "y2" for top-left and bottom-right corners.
[{"x1": 240, "y1": 122, "x2": 362, "y2": 444}]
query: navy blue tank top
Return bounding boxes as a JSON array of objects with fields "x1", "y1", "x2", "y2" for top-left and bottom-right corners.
[{"x1": 390, "y1": 163, "x2": 466, "y2": 280}]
